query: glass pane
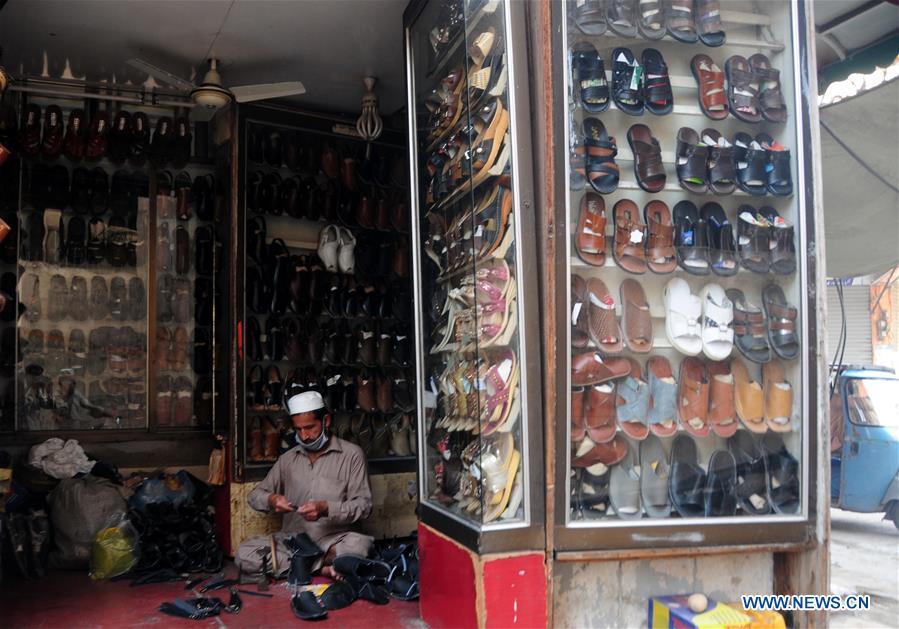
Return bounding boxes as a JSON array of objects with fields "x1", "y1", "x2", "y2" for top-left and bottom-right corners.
[
  {"x1": 409, "y1": 0, "x2": 526, "y2": 526},
  {"x1": 562, "y1": 0, "x2": 804, "y2": 523}
]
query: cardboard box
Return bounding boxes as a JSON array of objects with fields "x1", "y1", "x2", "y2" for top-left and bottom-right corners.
[{"x1": 649, "y1": 595, "x2": 752, "y2": 629}]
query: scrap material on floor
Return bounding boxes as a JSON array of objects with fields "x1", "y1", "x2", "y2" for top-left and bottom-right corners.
[{"x1": 0, "y1": 562, "x2": 422, "y2": 628}]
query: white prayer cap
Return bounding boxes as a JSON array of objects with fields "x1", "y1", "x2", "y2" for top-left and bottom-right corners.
[{"x1": 286, "y1": 391, "x2": 326, "y2": 416}]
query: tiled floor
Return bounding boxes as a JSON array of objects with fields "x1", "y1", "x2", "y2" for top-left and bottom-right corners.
[{"x1": 1, "y1": 563, "x2": 424, "y2": 628}]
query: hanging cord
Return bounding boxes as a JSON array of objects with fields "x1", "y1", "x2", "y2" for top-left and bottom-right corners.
[
  {"x1": 821, "y1": 119, "x2": 899, "y2": 194},
  {"x1": 828, "y1": 282, "x2": 848, "y2": 398}
]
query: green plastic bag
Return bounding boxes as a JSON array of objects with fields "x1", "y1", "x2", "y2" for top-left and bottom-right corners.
[{"x1": 89, "y1": 514, "x2": 139, "y2": 580}]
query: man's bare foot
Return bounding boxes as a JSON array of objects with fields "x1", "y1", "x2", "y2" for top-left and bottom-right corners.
[{"x1": 320, "y1": 566, "x2": 343, "y2": 581}]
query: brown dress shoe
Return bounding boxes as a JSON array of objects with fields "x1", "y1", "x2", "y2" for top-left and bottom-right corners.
[
  {"x1": 249, "y1": 416, "x2": 265, "y2": 461},
  {"x1": 21, "y1": 104, "x2": 42, "y2": 157},
  {"x1": 263, "y1": 418, "x2": 280, "y2": 461},
  {"x1": 41, "y1": 105, "x2": 65, "y2": 160},
  {"x1": 321, "y1": 144, "x2": 339, "y2": 178},
  {"x1": 356, "y1": 372, "x2": 377, "y2": 412},
  {"x1": 376, "y1": 375, "x2": 393, "y2": 413},
  {"x1": 63, "y1": 109, "x2": 87, "y2": 161},
  {"x1": 85, "y1": 111, "x2": 110, "y2": 161}
]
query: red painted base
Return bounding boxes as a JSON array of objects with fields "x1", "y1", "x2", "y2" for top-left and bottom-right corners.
[
  {"x1": 418, "y1": 523, "x2": 547, "y2": 629},
  {"x1": 0, "y1": 563, "x2": 421, "y2": 628}
]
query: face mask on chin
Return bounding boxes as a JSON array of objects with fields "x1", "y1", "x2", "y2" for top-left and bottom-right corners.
[{"x1": 295, "y1": 428, "x2": 329, "y2": 452}]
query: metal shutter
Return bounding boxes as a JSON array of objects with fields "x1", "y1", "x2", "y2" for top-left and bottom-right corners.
[{"x1": 826, "y1": 285, "x2": 873, "y2": 366}]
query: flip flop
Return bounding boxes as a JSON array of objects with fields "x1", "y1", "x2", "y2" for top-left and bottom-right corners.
[
  {"x1": 616, "y1": 358, "x2": 651, "y2": 440},
  {"x1": 610, "y1": 443, "x2": 643, "y2": 520},
  {"x1": 668, "y1": 434, "x2": 706, "y2": 517},
  {"x1": 762, "y1": 359, "x2": 793, "y2": 432},
  {"x1": 640, "y1": 433, "x2": 672, "y2": 518}
]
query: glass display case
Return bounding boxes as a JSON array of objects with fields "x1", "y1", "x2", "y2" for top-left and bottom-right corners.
[
  {"x1": 404, "y1": 0, "x2": 543, "y2": 550},
  {"x1": 0, "y1": 93, "x2": 228, "y2": 434},
  {"x1": 554, "y1": 0, "x2": 817, "y2": 549},
  {"x1": 234, "y1": 105, "x2": 416, "y2": 481}
]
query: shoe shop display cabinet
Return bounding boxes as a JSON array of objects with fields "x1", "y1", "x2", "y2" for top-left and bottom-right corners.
[
  {"x1": 232, "y1": 104, "x2": 417, "y2": 482},
  {"x1": 404, "y1": 0, "x2": 544, "y2": 554},
  {"x1": 550, "y1": 0, "x2": 822, "y2": 553},
  {"x1": 0, "y1": 90, "x2": 230, "y2": 439}
]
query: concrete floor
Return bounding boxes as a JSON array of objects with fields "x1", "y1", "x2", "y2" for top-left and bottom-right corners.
[{"x1": 829, "y1": 509, "x2": 899, "y2": 628}]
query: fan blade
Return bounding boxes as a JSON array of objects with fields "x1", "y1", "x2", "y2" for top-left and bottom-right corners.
[
  {"x1": 230, "y1": 81, "x2": 306, "y2": 103},
  {"x1": 126, "y1": 58, "x2": 195, "y2": 91}
]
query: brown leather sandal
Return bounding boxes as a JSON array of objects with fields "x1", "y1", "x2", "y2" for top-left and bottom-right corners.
[
  {"x1": 571, "y1": 274, "x2": 589, "y2": 349},
  {"x1": 626, "y1": 124, "x2": 666, "y2": 193},
  {"x1": 572, "y1": 352, "x2": 631, "y2": 387},
  {"x1": 576, "y1": 192, "x2": 607, "y2": 266},
  {"x1": 619, "y1": 278, "x2": 653, "y2": 353},
  {"x1": 678, "y1": 357, "x2": 710, "y2": 437},
  {"x1": 612, "y1": 199, "x2": 648, "y2": 274},
  {"x1": 586, "y1": 277, "x2": 624, "y2": 354},
  {"x1": 643, "y1": 200, "x2": 677, "y2": 274},
  {"x1": 690, "y1": 54, "x2": 728, "y2": 120},
  {"x1": 725, "y1": 55, "x2": 763, "y2": 123},
  {"x1": 708, "y1": 359, "x2": 738, "y2": 437},
  {"x1": 572, "y1": 387, "x2": 587, "y2": 443},
  {"x1": 572, "y1": 434, "x2": 628, "y2": 467},
  {"x1": 749, "y1": 54, "x2": 787, "y2": 123},
  {"x1": 585, "y1": 383, "x2": 617, "y2": 444}
]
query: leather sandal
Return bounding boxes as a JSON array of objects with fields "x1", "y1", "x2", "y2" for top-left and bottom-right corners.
[
  {"x1": 627, "y1": 124, "x2": 666, "y2": 192},
  {"x1": 758, "y1": 207, "x2": 795, "y2": 275},
  {"x1": 572, "y1": 434, "x2": 628, "y2": 467},
  {"x1": 668, "y1": 434, "x2": 706, "y2": 518},
  {"x1": 756, "y1": 133, "x2": 792, "y2": 196},
  {"x1": 641, "y1": 49, "x2": 673, "y2": 115},
  {"x1": 571, "y1": 42, "x2": 609, "y2": 114},
  {"x1": 673, "y1": 200, "x2": 710, "y2": 275},
  {"x1": 708, "y1": 360, "x2": 738, "y2": 437},
  {"x1": 726, "y1": 56, "x2": 763, "y2": 123},
  {"x1": 763, "y1": 359, "x2": 792, "y2": 433},
  {"x1": 690, "y1": 54, "x2": 728, "y2": 120},
  {"x1": 616, "y1": 358, "x2": 650, "y2": 440},
  {"x1": 700, "y1": 202, "x2": 738, "y2": 276},
  {"x1": 666, "y1": 0, "x2": 698, "y2": 43},
  {"x1": 732, "y1": 357, "x2": 766, "y2": 433},
  {"x1": 575, "y1": 192, "x2": 607, "y2": 266},
  {"x1": 762, "y1": 284, "x2": 799, "y2": 360},
  {"x1": 678, "y1": 357, "x2": 710, "y2": 437},
  {"x1": 619, "y1": 278, "x2": 653, "y2": 353},
  {"x1": 611, "y1": 48, "x2": 643, "y2": 115},
  {"x1": 733, "y1": 132, "x2": 768, "y2": 196},
  {"x1": 606, "y1": 0, "x2": 638, "y2": 37},
  {"x1": 585, "y1": 383, "x2": 617, "y2": 443},
  {"x1": 643, "y1": 200, "x2": 676, "y2": 274},
  {"x1": 675, "y1": 127, "x2": 709, "y2": 194},
  {"x1": 701, "y1": 129, "x2": 736, "y2": 195},
  {"x1": 573, "y1": 0, "x2": 606, "y2": 34},
  {"x1": 585, "y1": 277, "x2": 623, "y2": 354},
  {"x1": 727, "y1": 430, "x2": 773, "y2": 514},
  {"x1": 572, "y1": 352, "x2": 631, "y2": 387},
  {"x1": 749, "y1": 54, "x2": 787, "y2": 123},
  {"x1": 583, "y1": 118, "x2": 619, "y2": 194},
  {"x1": 726, "y1": 288, "x2": 772, "y2": 364},
  {"x1": 646, "y1": 356, "x2": 678, "y2": 437},
  {"x1": 637, "y1": 0, "x2": 667, "y2": 39},
  {"x1": 696, "y1": 0, "x2": 726, "y2": 46},
  {"x1": 736, "y1": 206, "x2": 770, "y2": 273},
  {"x1": 571, "y1": 274, "x2": 589, "y2": 349},
  {"x1": 612, "y1": 199, "x2": 647, "y2": 273}
]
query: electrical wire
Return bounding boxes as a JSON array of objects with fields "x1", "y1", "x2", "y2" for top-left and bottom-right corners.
[
  {"x1": 821, "y1": 119, "x2": 899, "y2": 194},
  {"x1": 828, "y1": 281, "x2": 848, "y2": 397}
]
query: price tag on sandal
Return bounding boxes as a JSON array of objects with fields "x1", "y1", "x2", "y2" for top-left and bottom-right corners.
[{"x1": 629, "y1": 228, "x2": 644, "y2": 244}]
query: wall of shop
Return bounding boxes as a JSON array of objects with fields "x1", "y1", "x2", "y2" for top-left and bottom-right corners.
[{"x1": 552, "y1": 553, "x2": 773, "y2": 626}]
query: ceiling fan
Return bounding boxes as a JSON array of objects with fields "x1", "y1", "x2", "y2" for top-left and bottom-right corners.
[{"x1": 126, "y1": 57, "x2": 305, "y2": 120}]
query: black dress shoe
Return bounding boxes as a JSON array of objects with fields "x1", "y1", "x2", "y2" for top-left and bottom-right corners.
[
  {"x1": 65, "y1": 216, "x2": 87, "y2": 265},
  {"x1": 195, "y1": 225, "x2": 213, "y2": 276},
  {"x1": 333, "y1": 554, "x2": 392, "y2": 582},
  {"x1": 194, "y1": 278, "x2": 212, "y2": 325},
  {"x1": 149, "y1": 116, "x2": 173, "y2": 167},
  {"x1": 291, "y1": 591, "x2": 327, "y2": 621},
  {"x1": 265, "y1": 315, "x2": 284, "y2": 361},
  {"x1": 246, "y1": 316, "x2": 262, "y2": 362},
  {"x1": 129, "y1": 112, "x2": 150, "y2": 166}
]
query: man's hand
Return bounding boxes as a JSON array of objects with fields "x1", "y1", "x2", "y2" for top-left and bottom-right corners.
[
  {"x1": 268, "y1": 494, "x2": 296, "y2": 514},
  {"x1": 297, "y1": 500, "x2": 329, "y2": 521}
]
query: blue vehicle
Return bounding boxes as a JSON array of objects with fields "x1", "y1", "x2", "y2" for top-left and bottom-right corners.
[{"x1": 830, "y1": 366, "x2": 899, "y2": 529}]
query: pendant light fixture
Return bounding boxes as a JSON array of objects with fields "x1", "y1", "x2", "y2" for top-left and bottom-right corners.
[{"x1": 356, "y1": 77, "x2": 383, "y2": 157}]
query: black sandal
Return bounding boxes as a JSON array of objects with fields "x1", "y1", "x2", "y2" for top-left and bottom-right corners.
[
  {"x1": 641, "y1": 48, "x2": 673, "y2": 116},
  {"x1": 675, "y1": 127, "x2": 709, "y2": 194},
  {"x1": 701, "y1": 128, "x2": 736, "y2": 195},
  {"x1": 736, "y1": 205, "x2": 770, "y2": 273},
  {"x1": 733, "y1": 132, "x2": 768, "y2": 196},
  {"x1": 574, "y1": 0, "x2": 607, "y2": 35},
  {"x1": 760, "y1": 432, "x2": 800, "y2": 514},
  {"x1": 611, "y1": 48, "x2": 643, "y2": 116},
  {"x1": 637, "y1": 0, "x2": 667, "y2": 39},
  {"x1": 572, "y1": 42, "x2": 610, "y2": 114},
  {"x1": 726, "y1": 289, "x2": 773, "y2": 364},
  {"x1": 700, "y1": 202, "x2": 737, "y2": 276},
  {"x1": 725, "y1": 55, "x2": 763, "y2": 123},
  {"x1": 756, "y1": 133, "x2": 792, "y2": 196},
  {"x1": 668, "y1": 434, "x2": 707, "y2": 518},
  {"x1": 749, "y1": 54, "x2": 787, "y2": 123},
  {"x1": 762, "y1": 283, "x2": 800, "y2": 361},
  {"x1": 758, "y1": 207, "x2": 795, "y2": 275},
  {"x1": 606, "y1": 0, "x2": 638, "y2": 37},
  {"x1": 727, "y1": 430, "x2": 773, "y2": 514},
  {"x1": 583, "y1": 118, "x2": 620, "y2": 194},
  {"x1": 666, "y1": 0, "x2": 699, "y2": 44},
  {"x1": 673, "y1": 200, "x2": 710, "y2": 275},
  {"x1": 696, "y1": 0, "x2": 726, "y2": 47}
]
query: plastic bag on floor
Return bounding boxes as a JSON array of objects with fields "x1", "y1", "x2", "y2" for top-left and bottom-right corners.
[
  {"x1": 128, "y1": 470, "x2": 195, "y2": 510},
  {"x1": 90, "y1": 514, "x2": 139, "y2": 580}
]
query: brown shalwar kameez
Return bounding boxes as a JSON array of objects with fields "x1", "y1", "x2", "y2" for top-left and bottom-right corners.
[{"x1": 235, "y1": 436, "x2": 373, "y2": 576}]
